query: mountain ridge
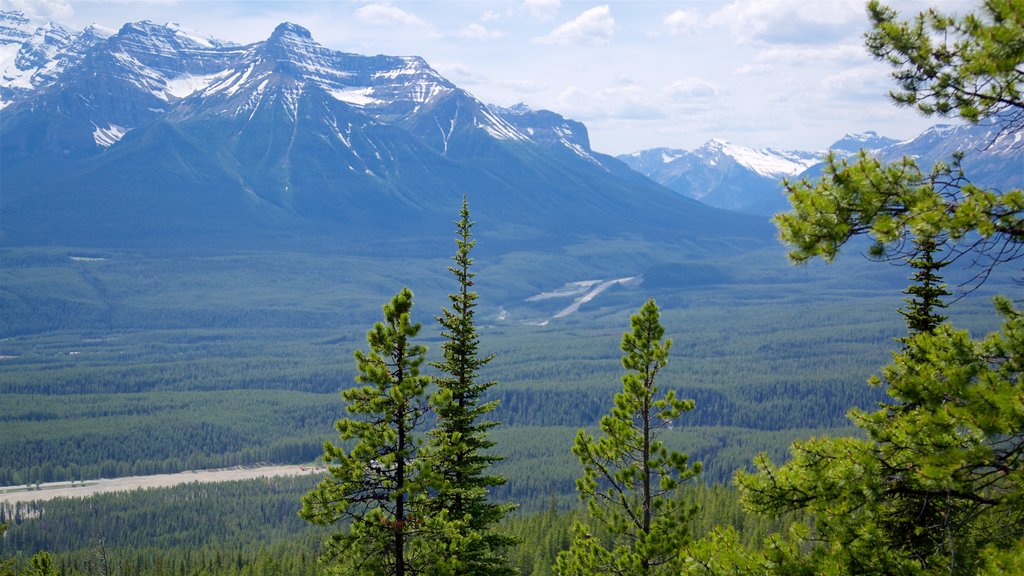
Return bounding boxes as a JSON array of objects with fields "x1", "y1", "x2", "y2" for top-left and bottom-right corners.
[
  {"x1": 620, "y1": 121, "x2": 1022, "y2": 215},
  {"x1": 1, "y1": 10, "x2": 771, "y2": 255}
]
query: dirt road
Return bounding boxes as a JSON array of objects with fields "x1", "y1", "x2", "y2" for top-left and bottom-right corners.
[{"x1": 0, "y1": 465, "x2": 322, "y2": 505}]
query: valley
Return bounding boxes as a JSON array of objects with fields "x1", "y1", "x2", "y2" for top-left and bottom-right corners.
[{"x1": 2, "y1": 2, "x2": 1022, "y2": 573}]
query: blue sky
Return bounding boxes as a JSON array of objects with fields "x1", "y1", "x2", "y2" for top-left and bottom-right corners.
[{"x1": 9, "y1": 0, "x2": 974, "y2": 155}]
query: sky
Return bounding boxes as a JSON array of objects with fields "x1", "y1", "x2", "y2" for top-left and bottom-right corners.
[{"x1": 7, "y1": 0, "x2": 976, "y2": 156}]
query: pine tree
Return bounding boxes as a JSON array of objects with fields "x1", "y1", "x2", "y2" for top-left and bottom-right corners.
[
  {"x1": 737, "y1": 3, "x2": 1024, "y2": 570},
  {"x1": 421, "y1": 197, "x2": 516, "y2": 576},
  {"x1": 300, "y1": 288, "x2": 430, "y2": 576},
  {"x1": 556, "y1": 299, "x2": 700, "y2": 576},
  {"x1": 898, "y1": 236, "x2": 950, "y2": 340}
]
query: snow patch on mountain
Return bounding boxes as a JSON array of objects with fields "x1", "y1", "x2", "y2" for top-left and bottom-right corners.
[
  {"x1": 92, "y1": 123, "x2": 129, "y2": 147},
  {"x1": 328, "y1": 86, "x2": 380, "y2": 106},
  {"x1": 661, "y1": 150, "x2": 682, "y2": 164},
  {"x1": 477, "y1": 106, "x2": 528, "y2": 142},
  {"x1": 701, "y1": 139, "x2": 819, "y2": 178},
  {"x1": 164, "y1": 71, "x2": 223, "y2": 98}
]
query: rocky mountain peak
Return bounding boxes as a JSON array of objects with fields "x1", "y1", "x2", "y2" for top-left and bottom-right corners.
[
  {"x1": 829, "y1": 131, "x2": 900, "y2": 153},
  {"x1": 269, "y1": 22, "x2": 313, "y2": 42}
]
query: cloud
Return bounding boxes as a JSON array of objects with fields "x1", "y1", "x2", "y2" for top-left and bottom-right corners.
[
  {"x1": 535, "y1": 5, "x2": 614, "y2": 46},
  {"x1": 821, "y1": 65, "x2": 892, "y2": 101},
  {"x1": 480, "y1": 10, "x2": 502, "y2": 23},
  {"x1": 7, "y1": 0, "x2": 74, "y2": 22},
  {"x1": 354, "y1": 4, "x2": 431, "y2": 29},
  {"x1": 663, "y1": 9, "x2": 702, "y2": 35},
  {"x1": 523, "y1": 0, "x2": 560, "y2": 21},
  {"x1": 754, "y1": 43, "x2": 866, "y2": 65},
  {"x1": 458, "y1": 22, "x2": 504, "y2": 40},
  {"x1": 556, "y1": 85, "x2": 666, "y2": 121},
  {"x1": 734, "y1": 63, "x2": 772, "y2": 75},
  {"x1": 435, "y1": 63, "x2": 546, "y2": 96},
  {"x1": 664, "y1": 78, "x2": 719, "y2": 98},
  {"x1": 433, "y1": 62, "x2": 482, "y2": 83},
  {"x1": 709, "y1": 0, "x2": 863, "y2": 45}
]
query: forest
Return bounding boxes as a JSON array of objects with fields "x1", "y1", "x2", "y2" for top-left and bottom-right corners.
[{"x1": 3, "y1": 1, "x2": 1024, "y2": 575}]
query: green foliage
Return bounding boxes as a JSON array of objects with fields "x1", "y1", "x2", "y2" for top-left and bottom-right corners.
[
  {"x1": 865, "y1": 0, "x2": 1024, "y2": 128},
  {"x1": 422, "y1": 198, "x2": 516, "y2": 575},
  {"x1": 737, "y1": 301, "x2": 1024, "y2": 574},
  {"x1": 300, "y1": 288, "x2": 431, "y2": 576},
  {"x1": 774, "y1": 151, "x2": 1024, "y2": 269},
  {"x1": 556, "y1": 299, "x2": 700, "y2": 576},
  {"x1": 747, "y1": 3, "x2": 1024, "y2": 572},
  {"x1": 776, "y1": 0, "x2": 1024, "y2": 275},
  {"x1": 898, "y1": 237, "x2": 950, "y2": 339}
]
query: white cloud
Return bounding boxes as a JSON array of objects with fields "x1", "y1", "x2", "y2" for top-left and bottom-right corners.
[
  {"x1": 535, "y1": 5, "x2": 614, "y2": 46},
  {"x1": 734, "y1": 63, "x2": 772, "y2": 75},
  {"x1": 663, "y1": 9, "x2": 701, "y2": 35},
  {"x1": 433, "y1": 62, "x2": 481, "y2": 82},
  {"x1": 754, "y1": 43, "x2": 866, "y2": 65},
  {"x1": 7, "y1": 0, "x2": 74, "y2": 22},
  {"x1": 821, "y1": 65, "x2": 891, "y2": 101},
  {"x1": 480, "y1": 10, "x2": 502, "y2": 23},
  {"x1": 354, "y1": 4, "x2": 430, "y2": 29},
  {"x1": 556, "y1": 85, "x2": 666, "y2": 121},
  {"x1": 523, "y1": 0, "x2": 560, "y2": 21},
  {"x1": 664, "y1": 78, "x2": 719, "y2": 98},
  {"x1": 709, "y1": 0, "x2": 862, "y2": 45},
  {"x1": 458, "y1": 22, "x2": 504, "y2": 40}
]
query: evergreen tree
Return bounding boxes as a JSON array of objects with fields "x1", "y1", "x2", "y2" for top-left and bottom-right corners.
[
  {"x1": 734, "y1": 2, "x2": 1024, "y2": 573},
  {"x1": 22, "y1": 552, "x2": 58, "y2": 576},
  {"x1": 300, "y1": 288, "x2": 431, "y2": 576},
  {"x1": 556, "y1": 299, "x2": 700, "y2": 576},
  {"x1": 1, "y1": 525, "x2": 14, "y2": 576},
  {"x1": 421, "y1": 197, "x2": 516, "y2": 576},
  {"x1": 898, "y1": 236, "x2": 950, "y2": 340},
  {"x1": 737, "y1": 297, "x2": 1024, "y2": 575}
]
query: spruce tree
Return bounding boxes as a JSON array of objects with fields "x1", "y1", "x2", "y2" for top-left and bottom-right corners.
[
  {"x1": 300, "y1": 288, "x2": 430, "y2": 576},
  {"x1": 898, "y1": 236, "x2": 950, "y2": 339},
  {"x1": 556, "y1": 299, "x2": 700, "y2": 576},
  {"x1": 421, "y1": 197, "x2": 516, "y2": 576}
]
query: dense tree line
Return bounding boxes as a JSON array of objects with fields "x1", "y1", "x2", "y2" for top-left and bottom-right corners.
[{"x1": 2, "y1": 477, "x2": 795, "y2": 576}]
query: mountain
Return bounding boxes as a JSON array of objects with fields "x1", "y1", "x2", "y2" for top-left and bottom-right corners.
[
  {"x1": 622, "y1": 123, "x2": 1022, "y2": 216},
  {"x1": 872, "y1": 119, "x2": 1023, "y2": 193},
  {"x1": 0, "y1": 11, "x2": 771, "y2": 255},
  {"x1": 618, "y1": 140, "x2": 820, "y2": 215},
  {"x1": 827, "y1": 131, "x2": 900, "y2": 153}
]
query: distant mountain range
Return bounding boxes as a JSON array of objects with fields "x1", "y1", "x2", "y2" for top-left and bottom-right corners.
[
  {"x1": 0, "y1": 10, "x2": 768, "y2": 255},
  {"x1": 620, "y1": 124, "x2": 1022, "y2": 216},
  {"x1": 2, "y1": 8, "x2": 1019, "y2": 255}
]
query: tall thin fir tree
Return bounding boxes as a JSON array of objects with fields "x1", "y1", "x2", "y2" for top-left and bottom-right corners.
[
  {"x1": 898, "y1": 236, "x2": 950, "y2": 340},
  {"x1": 421, "y1": 196, "x2": 516, "y2": 576},
  {"x1": 300, "y1": 288, "x2": 431, "y2": 576},
  {"x1": 556, "y1": 299, "x2": 700, "y2": 576}
]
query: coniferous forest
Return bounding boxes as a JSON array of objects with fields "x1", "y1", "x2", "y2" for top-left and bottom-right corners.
[{"x1": 3, "y1": 1, "x2": 1024, "y2": 575}]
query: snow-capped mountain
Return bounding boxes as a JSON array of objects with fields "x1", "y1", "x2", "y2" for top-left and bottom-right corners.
[
  {"x1": 828, "y1": 131, "x2": 900, "y2": 153},
  {"x1": 622, "y1": 123, "x2": 1022, "y2": 216},
  {"x1": 0, "y1": 10, "x2": 769, "y2": 252},
  {"x1": 0, "y1": 10, "x2": 109, "y2": 108},
  {"x1": 619, "y1": 140, "x2": 820, "y2": 214},
  {"x1": 873, "y1": 118, "x2": 1023, "y2": 193}
]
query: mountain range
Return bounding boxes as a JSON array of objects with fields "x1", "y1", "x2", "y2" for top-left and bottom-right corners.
[
  {"x1": 0, "y1": 11, "x2": 767, "y2": 256},
  {"x1": 620, "y1": 124, "x2": 1022, "y2": 215},
  {"x1": 2, "y1": 9, "x2": 1020, "y2": 255}
]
